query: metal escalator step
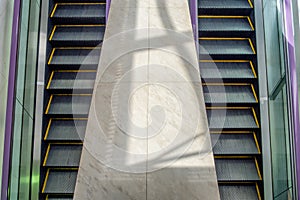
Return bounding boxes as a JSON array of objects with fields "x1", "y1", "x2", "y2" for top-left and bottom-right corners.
[
  {"x1": 207, "y1": 108, "x2": 258, "y2": 129},
  {"x1": 199, "y1": 17, "x2": 253, "y2": 31},
  {"x1": 46, "y1": 95, "x2": 92, "y2": 116},
  {"x1": 199, "y1": 61, "x2": 256, "y2": 79},
  {"x1": 54, "y1": 0, "x2": 106, "y2": 2},
  {"x1": 45, "y1": 119, "x2": 86, "y2": 141},
  {"x1": 46, "y1": 197, "x2": 73, "y2": 200},
  {"x1": 43, "y1": 170, "x2": 77, "y2": 194},
  {"x1": 50, "y1": 26, "x2": 105, "y2": 46},
  {"x1": 199, "y1": 17, "x2": 254, "y2": 37},
  {"x1": 199, "y1": 0, "x2": 252, "y2": 9},
  {"x1": 47, "y1": 71, "x2": 96, "y2": 91},
  {"x1": 48, "y1": 48, "x2": 100, "y2": 69},
  {"x1": 44, "y1": 144, "x2": 82, "y2": 167},
  {"x1": 215, "y1": 158, "x2": 261, "y2": 181},
  {"x1": 203, "y1": 84, "x2": 257, "y2": 104},
  {"x1": 211, "y1": 133, "x2": 260, "y2": 155},
  {"x1": 219, "y1": 184, "x2": 259, "y2": 200},
  {"x1": 199, "y1": 39, "x2": 255, "y2": 55},
  {"x1": 52, "y1": 4, "x2": 106, "y2": 24}
]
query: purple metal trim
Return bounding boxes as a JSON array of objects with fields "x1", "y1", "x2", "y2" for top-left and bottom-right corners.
[
  {"x1": 1, "y1": 0, "x2": 21, "y2": 199},
  {"x1": 190, "y1": 0, "x2": 198, "y2": 43},
  {"x1": 106, "y1": 0, "x2": 111, "y2": 23},
  {"x1": 284, "y1": 0, "x2": 300, "y2": 198}
]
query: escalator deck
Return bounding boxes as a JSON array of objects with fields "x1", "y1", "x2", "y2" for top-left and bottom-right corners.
[
  {"x1": 199, "y1": 0, "x2": 263, "y2": 199},
  {"x1": 40, "y1": 1, "x2": 106, "y2": 199}
]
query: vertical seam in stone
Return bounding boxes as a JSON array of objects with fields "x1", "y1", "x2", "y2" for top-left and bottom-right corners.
[{"x1": 146, "y1": 2, "x2": 150, "y2": 200}]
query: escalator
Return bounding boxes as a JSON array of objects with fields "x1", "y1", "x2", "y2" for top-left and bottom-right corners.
[
  {"x1": 40, "y1": 1, "x2": 106, "y2": 199},
  {"x1": 198, "y1": 0, "x2": 263, "y2": 199}
]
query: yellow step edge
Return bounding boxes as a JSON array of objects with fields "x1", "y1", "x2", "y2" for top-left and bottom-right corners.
[
  {"x1": 46, "y1": 71, "x2": 55, "y2": 89},
  {"x1": 252, "y1": 107, "x2": 260, "y2": 128},
  {"x1": 251, "y1": 84, "x2": 259, "y2": 102},
  {"x1": 43, "y1": 145, "x2": 51, "y2": 166},
  {"x1": 256, "y1": 183, "x2": 262, "y2": 200},
  {"x1": 44, "y1": 119, "x2": 53, "y2": 140},
  {"x1": 41, "y1": 169, "x2": 50, "y2": 193},
  {"x1": 253, "y1": 132, "x2": 262, "y2": 154},
  {"x1": 218, "y1": 181, "x2": 258, "y2": 184},
  {"x1": 45, "y1": 95, "x2": 53, "y2": 114},
  {"x1": 248, "y1": 0, "x2": 254, "y2": 8}
]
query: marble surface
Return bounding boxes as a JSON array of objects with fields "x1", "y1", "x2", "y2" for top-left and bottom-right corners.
[{"x1": 74, "y1": 0, "x2": 220, "y2": 199}]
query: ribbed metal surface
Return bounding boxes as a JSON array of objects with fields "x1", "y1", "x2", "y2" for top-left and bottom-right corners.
[
  {"x1": 43, "y1": 171, "x2": 77, "y2": 194},
  {"x1": 45, "y1": 145, "x2": 82, "y2": 167},
  {"x1": 49, "y1": 49, "x2": 101, "y2": 67},
  {"x1": 200, "y1": 40, "x2": 254, "y2": 55},
  {"x1": 199, "y1": 0, "x2": 251, "y2": 9},
  {"x1": 51, "y1": 26, "x2": 104, "y2": 46},
  {"x1": 47, "y1": 95, "x2": 91, "y2": 115},
  {"x1": 47, "y1": 198, "x2": 73, "y2": 200},
  {"x1": 53, "y1": 4, "x2": 105, "y2": 19},
  {"x1": 199, "y1": 18, "x2": 252, "y2": 32},
  {"x1": 203, "y1": 85, "x2": 256, "y2": 103},
  {"x1": 219, "y1": 185, "x2": 259, "y2": 200},
  {"x1": 200, "y1": 62, "x2": 255, "y2": 79},
  {"x1": 46, "y1": 120, "x2": 86, "y2": 141},
  {"x1": 49, "y1": 72, "x2": 96, "y2": 90},
  {"x1": 215, "y1": 159, "x2": 260, "y2": 181},
  {"x1": 207, "y1": 109, "x2": 258, "y2": 129},
  {"x1": 211, "y1": 134, "x2": 259, "y2": 155}
]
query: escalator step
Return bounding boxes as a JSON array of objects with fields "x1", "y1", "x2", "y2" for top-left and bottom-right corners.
[
  {"x1": 46, "y1": 95, "x2": 92, "y2": 116},
  {"x1": 200, "y1": 61, "x2": 256, "y2": 80},
  {"x1": 54, "y1": 0, "x2": 106, "y2": 3},
  {"x1": 219, "y1": 185, "x2": 259, "y2": 200},
  {"x1": 215, "y1": 158, "x2": 261, "y2": 181},
  {"x1": 203, "y1": 84, "x2": 257, "y2": 104},
  {"x1": 199, "y1": 0, "x2": 252, "y2": 9},
  {"x1": 48, "y1": 48, "x2": 100, "y2": 69},
  {"x1": 52, "y1": 4, "x2": 106, "y2": 24},
  {"x1": 43, "y1": 170, "x2": 77, "y2": 194},
  {"x1": 207, "y1": 108, "x2": 258, "y2": 129},
  {"x1": 45, "y1": 119, "x2": 86, "y2": 141},
  {"x1": 47, "y1": 71, "x2": 96, "y2": 91},
  {"x1": 199, "y1": 39, "x2": 255, "y2": 55},
  {"x1": 211, "y1": 133, "x2": 260, "y2": 155},
  {"x1": 50, "y1": 26, "x2": 105, "y2": 46},
  {"x1": 44, "y1": 144, "x2": 82, "y2": 167},
  {"x1": 199, "y1": 17, "x2": 252, "y2": 31},
  {"x1": 46, "y1": 197, "x2": 73, "y2": 200}
]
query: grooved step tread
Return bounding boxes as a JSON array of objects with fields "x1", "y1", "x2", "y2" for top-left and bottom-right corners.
[
  {"x1": 203, "y1": 84, "x2": 257, "y2": 103},
  {"x1": 44, "y1": 145, "x2": 82, "y2": 167},
  {"x1": 215, "y1": 158, "x2": 260, "y2": 181},
  {"x1": 48, "y1": 71, "x2": 96, "y2": 90},
  {"x1": 199, "y1": 18, "x2": 253, "y2": 32},
  {"x1": 211, "y1": 133, "x2": 259, "y2": 155},
  {"x1": 200, "y1": 61, "x2": 256, "y2": 79},
  {"x1": 219, "y1": 185, "x2": 259, "y2": 200},
  {"x1": 199, "y1": 0, "x2": 252, "y2": 9},
  {"x1": 48, "y1": 48, "x2": 100, "y2": 67},
  {"x1": 46, "y1": 95, "x2": 92, "y2": 115},
  {"x1": 199, "y1": 39, "x2": 255, "y2": 55},
  {"x1": 207, "y1": 108, "x2": 258, "y2": 129},
  {"x1": 45, "y1": 119, "x2": 86, "y2": 141},
  {"x1": 52, "y1": 4, "x2": 106, "y2": 19},
  {"x1": 43, "y1": 170, "x2": 77, "y2": 194}
]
